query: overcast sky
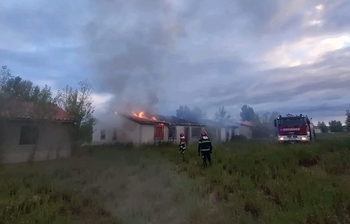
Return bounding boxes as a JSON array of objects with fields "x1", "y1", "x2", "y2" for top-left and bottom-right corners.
[{"x1": 1, "y1": 0, "x2": 349, "y2": 123}]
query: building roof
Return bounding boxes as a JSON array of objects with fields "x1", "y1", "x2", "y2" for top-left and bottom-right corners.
[
  {"x1": 197, "y1": 118, "x2": 254, "y2": 127},
  {"x1": 117, "y1": 112, "x2": 254, "y2": 127},
  {"x1": 0, "y1": 101, "x2": 75, "y2": 122},
  {"x1": 117, "y1": 113, "x2": 205, "y2": 126},
  {"x1": 240, "y1": 120, "x2": 254, "y2": 127}
]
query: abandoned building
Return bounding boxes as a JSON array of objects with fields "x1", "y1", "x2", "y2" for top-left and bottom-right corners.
[
  {"x1": 0, "y1": 101, "x2": 74, "y2": 164},
  {"x1": 92, "y1": 112, "x2": 206, "y2": 146},
  {"x1": 92, "y1": 111, "x2": 254, "y2": 146}
]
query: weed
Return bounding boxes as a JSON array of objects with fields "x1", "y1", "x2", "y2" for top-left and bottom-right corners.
[{"x1": 1, "y1": 132, "x2": 349, "y2": 223}]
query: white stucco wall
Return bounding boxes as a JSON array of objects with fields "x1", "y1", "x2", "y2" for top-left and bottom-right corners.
[
  {"x1": 237, "y1": 125, "x2": 252, "y2": 139},
  {"x1": 314, "y1": 128, "x2": 322, "y2": 134},
  {"x1": 175, "y1": 126, "x2": 184, "y2": 144},
  {"x1": 220, "y1": 128, "x2": 226, "y2": 142},
  {"x1": 92, "y1": 115, "x2": 141, "y2": 145},
  {"x1": 92, "y1": 115, "x2": 175, "y2": 146}
]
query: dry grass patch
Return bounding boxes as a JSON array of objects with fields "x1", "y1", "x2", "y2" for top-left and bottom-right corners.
[{"x1": 0, "y1": 146, "x2": 210, "y2": 224}]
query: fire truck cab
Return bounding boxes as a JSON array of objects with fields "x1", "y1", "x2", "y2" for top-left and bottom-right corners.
[{"x1": 274, "y1": 114, "x2": 315, "y2": 143}]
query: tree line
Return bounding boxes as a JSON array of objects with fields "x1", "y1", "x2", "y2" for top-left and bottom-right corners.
[
  {"x1": 0, "y1": 65, "x2": 95, "y2": 143},
  {"x1": 317, "y1": 110, "x2": 350, "y2": 133},
  {"x1": 176, "y1": 104, "x2": 350, "y2": 136}
]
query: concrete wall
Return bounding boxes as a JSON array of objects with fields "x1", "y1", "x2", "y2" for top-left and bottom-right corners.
[
  {"x1": 202, "y1": 126, "x2": 230, "y2": 143},
  {"x1": 92, "y1": 115, "x2": 175, "y2": 146},
  {"x1": 92, "y1": 115, "x2": 143, "y2": 145},
  {"x1": 0, "y1": 120, "x2": 72, "y2": 164},
  {"x1": 228, "y1": 128, "x2": 232, "y2": 140},
  {"x1": 141, "y1": 125, "x2": 169, "y2": 144},
  {"x1": 175, "y1": 126, "x2": 184, "y2": 144},
  {"x1": 235, "y1": 125, "x2": 252, "y2": 139},
  {"x1": 220, "y1": 128, "x2": 226, "y2": 142},
  {"x1": 189, "y1": 126, "x2": 204, "y2": 144},
  {"x1": 314, "y1": 128, "x2": 322, "y2": 134}
]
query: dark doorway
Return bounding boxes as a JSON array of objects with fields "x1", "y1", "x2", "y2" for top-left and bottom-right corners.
[{"x1": 184, "y1": 127, "x2": 190, "y2": 144}]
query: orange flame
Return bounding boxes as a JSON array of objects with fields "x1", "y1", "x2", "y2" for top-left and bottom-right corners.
[{"x1": 131, "y1": 111, "x2": 157, "y2": 121}]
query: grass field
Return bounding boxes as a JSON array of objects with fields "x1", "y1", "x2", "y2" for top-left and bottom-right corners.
[{"x1": 0, "y1": 132, "x2": 350, "y2": 224}]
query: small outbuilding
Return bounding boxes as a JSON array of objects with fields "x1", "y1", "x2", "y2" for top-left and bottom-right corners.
[{"x1": 0, "y1": 101, "x2": 74, "y2": 164}]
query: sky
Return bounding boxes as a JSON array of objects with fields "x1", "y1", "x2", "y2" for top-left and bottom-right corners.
[{"x1": 1, "y1": 0, "x2": 349, "y2": 124}]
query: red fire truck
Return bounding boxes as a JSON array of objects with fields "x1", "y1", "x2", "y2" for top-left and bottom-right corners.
[{"x1": 274, "y1": 114, "x2": 316, "y2": 143}]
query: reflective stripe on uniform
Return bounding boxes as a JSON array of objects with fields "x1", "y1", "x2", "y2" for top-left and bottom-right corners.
[
  {"x1": 200, "y1": 148, "x2": 210, "y2": 152},
  {"x1": 199, "y1": 140, "x2": 211, "y2": 144}
]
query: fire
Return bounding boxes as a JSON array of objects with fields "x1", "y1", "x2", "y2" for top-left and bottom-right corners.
[
  {"x1": 132, "y1": 111, "x2": 145, "y2": 118},
  {"x1": 131, "y1": 111, "x2": 157, "y2": 121}
]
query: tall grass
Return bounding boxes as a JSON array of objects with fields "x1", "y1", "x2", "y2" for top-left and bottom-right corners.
[
  {"x1": 0, "y1": 133, "x2": 349, "y2": 223},
  {"x1": 156, "y1": 135, "x2": 350, "y2": 223}
]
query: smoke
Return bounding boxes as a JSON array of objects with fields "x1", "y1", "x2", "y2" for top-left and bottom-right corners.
[{"x1": 82, "y1": 0, "x2": 193, "y2": 117}]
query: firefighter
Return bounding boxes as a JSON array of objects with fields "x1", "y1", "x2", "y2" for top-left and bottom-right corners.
[
  {"x1": 197, "y1": 131, "x2": 213, "y2": 168},
  {"x1": 178, "y1": 133, "x2": 186, "y2": 161}
]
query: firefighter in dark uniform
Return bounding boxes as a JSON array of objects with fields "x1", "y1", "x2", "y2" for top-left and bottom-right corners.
[
  {"x1": 178, "y1": 133, "x2": 186, "y2": 161},
  {"x1": 197, "y1": 131, "x2": 213, "y2": 167}
]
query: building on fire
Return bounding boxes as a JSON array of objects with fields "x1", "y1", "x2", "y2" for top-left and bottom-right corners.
[
  {"x1": 92, "y1": 112, "x2": 206, "y2": 146},
  {"x1": 92, "y1": 111, "x2": 254, "y2": 146}
]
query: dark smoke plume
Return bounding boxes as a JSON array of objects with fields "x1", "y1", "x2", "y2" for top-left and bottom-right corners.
[{"x1": 82, "y1": 0, "x2": 195, "y2": 115}]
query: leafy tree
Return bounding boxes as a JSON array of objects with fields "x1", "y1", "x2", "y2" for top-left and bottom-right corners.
[
  {"x1": 0, "y1": 66, "x2": 12, "y2": 109},
  {"x1": 0, "y1": 67, "x2": 56, "y2": 117},
  {"x1": 0, "y1": 66, "x2": 11, "y2": 88},
  {"x1": 175, "y1": 105, "x2": 206, "y2": 121},
  {"x1": 190, "y1": 106, "x2": 206, "y2": 120},
  {"x1": 56, "y1": 81, "x2": 96, "y2": 143},
  {"x1": 176, "y1": 105, "x2": 192, "y2": 119},
  {"x1": 214, "y1": 106, "x2": 231, "y2": 122},
  {"x1": 317, "y1": 121, "x2": 329, "y2": 133},
  {"x1": 253, "y1": 111, "x2": 280, "y2": 138},
  {"x1": 328, "y1": 120, "x2": 343, "y2": 132},
  {"x1": 240, "y1": 105, "x2": 259, "y2": 123},
  {"x1": 238, "y1": 105, "x2": 272, "y2": 138},
  {"x1": 345, "y1": 110, "x2": 350, "y2": 132},
  {"x1": 260, "y1": 111, "x2": 279, "y2": 124}
]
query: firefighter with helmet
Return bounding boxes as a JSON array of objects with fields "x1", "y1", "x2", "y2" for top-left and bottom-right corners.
[
  {"x1": 198, "y1": 131, "x2": 213, "y2": 168},
  {"x1": 178, "y1": 133, "x2": 186, "y2": 161}
]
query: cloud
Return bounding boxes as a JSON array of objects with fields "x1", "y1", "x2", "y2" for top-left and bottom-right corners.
[
  {"x1": 1, "y1": 0, "x2": 350, "y2": 124},
  {"x1": 264, "y1": 34, "x2": 350, "y2": 67}
]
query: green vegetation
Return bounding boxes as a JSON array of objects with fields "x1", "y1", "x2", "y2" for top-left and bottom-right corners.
[
  {"x1": 1, "y1": 133, "x2": 350, "y2": 223},
  {"x1": 1, "y1": 66, "x2": 350, "y2": 223}
]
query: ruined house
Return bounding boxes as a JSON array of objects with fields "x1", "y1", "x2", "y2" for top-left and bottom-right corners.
[
  {"x1": 92, "y1": 111, "x2": 255, "y2": 146},
  {"x1": 0, "y1": 101, "x2": 74, "y2": 164},
  {"x1": 92, "y1": 112, "x2": 206, "y2": 146}
]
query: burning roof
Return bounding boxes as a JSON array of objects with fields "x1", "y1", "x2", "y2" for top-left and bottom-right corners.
[{"x1": 115, "y1": 111, "x2": 205, "y2": 126}]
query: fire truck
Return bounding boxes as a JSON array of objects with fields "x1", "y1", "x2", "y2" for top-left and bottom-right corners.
[{"x1": 274, "y1": 114, "x2": 316, "y2": 143}]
